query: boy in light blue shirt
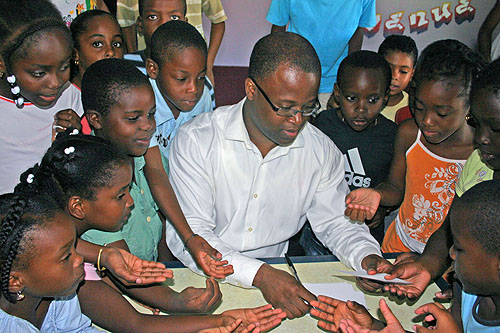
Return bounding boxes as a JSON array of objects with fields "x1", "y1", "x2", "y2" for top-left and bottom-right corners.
[{"x1": 146, "y1": 20, "x2": 213, "y2": 160}]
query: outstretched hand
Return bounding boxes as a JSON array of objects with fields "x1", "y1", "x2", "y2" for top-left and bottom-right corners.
[
  {"x1": 356, "y1": 254, "x2": 394, "y2": 294},
  {"x1": 102, "y1": 246, "x2": 173, "y2": 285},
  {"x1": 222, "y1": 304, "x2": 287, "y2": 332},
  {"x1": 310, "y1": 296, "x2": 374, "y2": 332},
  {"x1": 413, "y1": 302, "x2": 461, "y2": 333},
  {"x1": 338, "y1": 299, "x2": 405, "y2": 333},
  {"x1": 171, "y1": 277, "x2": 222, "y2": 313},
  {"x1": 187, "y1": 235, "x2": 234, "y2": 279},
  {"x1": 382, "y1": 257, "x2": 432, "y2": 300},
  {"x1": 345, "y1": 188, "x2": 381, "y2": 222}
]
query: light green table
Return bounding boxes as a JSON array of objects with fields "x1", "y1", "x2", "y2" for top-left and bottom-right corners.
[{"x1": 112, "y1": 259, "x2": 443, "y2": 332}]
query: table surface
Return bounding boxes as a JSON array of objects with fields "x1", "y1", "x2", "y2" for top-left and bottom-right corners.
[{"x1": 107, "y1": 257, "x2": 443, "y2": 332}]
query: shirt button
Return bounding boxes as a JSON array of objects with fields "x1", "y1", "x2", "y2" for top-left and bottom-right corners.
[
  {"x1": 253, "y1": 194, "x2": 258, "y2": 198},
  {"x1": 146, "y1": 216, "x2": 151, "y2": 222},
  {"x1": 248, "y1": 227, "x2": 253, "y2": 232},
  {"x1": 141, "y1": 189, "x2": 145, "y2": 195}
]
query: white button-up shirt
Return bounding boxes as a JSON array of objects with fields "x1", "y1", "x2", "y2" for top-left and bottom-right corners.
[{"x1": 166, "y1": 98, "x2": 382, "y2": 288}]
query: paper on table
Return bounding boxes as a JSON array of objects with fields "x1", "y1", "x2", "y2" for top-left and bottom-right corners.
[
  {"x1": 303, "y1": 282, "x2": 368, "y2": 308},
  {"x1": 333, "y1": 270, "x2": 410, "y2": 284}
]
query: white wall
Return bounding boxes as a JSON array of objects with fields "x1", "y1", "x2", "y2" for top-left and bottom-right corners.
[{"x1": 203, "y1": 0, "x2": 497, "y2": 67}]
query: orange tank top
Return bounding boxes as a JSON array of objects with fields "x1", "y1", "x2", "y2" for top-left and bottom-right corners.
[{"x1": 395, "y1": 131, "x2": 466, "y2": 253}]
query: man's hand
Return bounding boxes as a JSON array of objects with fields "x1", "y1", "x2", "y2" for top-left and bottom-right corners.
[
  {"x1": 338, "y1": 299, "x2": 405, "y2": 333},
  {"x1": 170, "y1": 277, "x2": 222, "y2": 313},
  {"x1": 413, "y1": 302, "x2": 461, "y2": 333},
  {"x1": 253, "y1": 264, "x2": 315, "y2": 319},
  {"x1": 222, "y1": 304, "x2": 286, "y2": 332},
  {"x1": 101, "y1": 246, "x2": 173, "y2": 285},
  {"x1": 310, "y1": 296, "x2": 374, "y2": 332},
  {"x1": 383, "y1": 258, "x2": 432, "y2": 300},
  {"x1": 187, "y1": 235, "x2": 234, "y2": 279},
  {"x1": 356, "y1": 254, "x2": 394, "y2": 293},
  {"x1": 52, "y1": 109, "x2": 82, "y2": 138},
  {"x1": 345, "y1": 188, "x2": 381, "y2": 221}
]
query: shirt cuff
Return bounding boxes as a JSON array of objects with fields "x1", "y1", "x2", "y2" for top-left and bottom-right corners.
[{"x1": 224, "y1": 255, "x2": 265, "y2": 288}]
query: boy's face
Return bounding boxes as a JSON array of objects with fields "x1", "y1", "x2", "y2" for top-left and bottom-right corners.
[
  {"x1": 90, "y1": 84, "x2": 156, "y2": 157},
  {"x1": 470, "y1": 87, "x2": 500, "y2": 171},
  {"x1": 384, "y1": 51, "x2": 414, "y2": 96},
  {"x1": 449, "y1": 206, "x2": 500, "y2": 295},
  {"x1": 335, "y1": 67, "x2": 389, "y2": 131},
  {"x1": 148, "y1": 47, "x2": 206, "y2": 116},
  {"x1": 137, "y1": 0, "x2": 187, "y2": 47}
]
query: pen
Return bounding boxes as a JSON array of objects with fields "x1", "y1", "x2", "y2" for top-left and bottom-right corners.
[
  {"x1": 284, "y1": 253, "x2": 302, "y2": 284},
  {"x1": 284, "y1": 254, "x2": 319, "y2": 310}
]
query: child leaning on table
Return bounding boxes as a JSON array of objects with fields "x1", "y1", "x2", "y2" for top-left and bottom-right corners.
[
  {"x1": 310, "y1": 179, "x2": 500, "y2": 333},
  {"x1": 80, "y1": 57, "x2": 232, "y2": 278}
]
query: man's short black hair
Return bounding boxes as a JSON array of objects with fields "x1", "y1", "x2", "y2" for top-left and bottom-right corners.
[
  {"x1": 248, "y1": 32, "x2": 321, "y2": 82},
  {"x1": 378, "y1": 35, "x2": 418, "y2": 65},
  {"x1": 454, "y1": 179, "x2": 500, "y2": 256},
  {"x1": 150, "y1": 20, "x2": 207, "y2": 66},
  {"x1": 337, "y1": 50, "x2": 392, "y2": 92},
  {"x1": 81, "y1": 58, "x2": 150, "y2": 116}
]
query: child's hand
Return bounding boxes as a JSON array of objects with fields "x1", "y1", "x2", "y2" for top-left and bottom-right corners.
[
  {"x1": 310, "y1": 295, "x2": 374, "y2": 332},
  {"x1": 413, "y1": 302, "x2": 461, "y2": 333},
  {"x1": 345, "y1": 188, "x2": 381, "y2": 221},
  {"x1": 338, "y1": 299, "x2": 405, "y2": 333},
  {"x1": 102, "y1": 246, "x2": 173, "y2": 285},
  {"x1": 187, "y1": 235, "x2": 234, "y2": 279},
  {"x1": 382, "y1": 259, "x2": 432, "y2": 300},
  {"x1": 221, "y1": 304, "x2": 287, "y2": 332},
  {"x1": 52, "y1": 109, "x2": 82, "y2": 139},
  {"x1": 172, "y1": 277, "x2": 222, "y2": 313},
  {"x1": 198, "y1": 319, "x2": 259, "y2": 333}
]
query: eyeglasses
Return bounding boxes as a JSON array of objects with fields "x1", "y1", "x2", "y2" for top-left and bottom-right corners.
[{"x1": 249, "y1": 76, "x2": 321, "y2": 117}]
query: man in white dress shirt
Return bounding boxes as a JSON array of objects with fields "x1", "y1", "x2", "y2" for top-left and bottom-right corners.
[{"x1": 166, "y1": 32, "x2": 390, "y2": 318}]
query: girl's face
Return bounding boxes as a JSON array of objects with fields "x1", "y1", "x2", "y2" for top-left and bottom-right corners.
[
  {"x1": 449, "y1": 207, "x2": 500, "y2": 296},
  {"x1": 81, "y1": 162, "x2": 134, "y2": 232},
  {"x1": 75, "y1": 15, "x2": 124, "y2": 74},
  {"x1": 413, "y1": 79, "x2": 469, "y2": 144},
  {"x1": 470, "y1": 88, "x2": 500, "y2": 170},
  {"x1": 10, "y1": 29, "x2": 72, "y2": 108},
  {"x1": 19, "y1": 213, "x2": 84, "y2": 298}
]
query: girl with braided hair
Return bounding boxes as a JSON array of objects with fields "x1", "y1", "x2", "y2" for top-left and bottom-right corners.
[
  {"x1": 10, "y1": 129, "x2": 285, "y2": 332},
  {"x1": 345, "y1": 39, "x2": 487, "y2": 291},
  {"x1": 0, "y1": 0, "x2": 84, "y2": 195},
  {"x1": 0, "y1": 192, "x2": 96, "y2": 331}
]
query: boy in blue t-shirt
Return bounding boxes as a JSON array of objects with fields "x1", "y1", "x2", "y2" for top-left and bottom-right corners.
[
  {"x1": 145, "y1": 20, "x2": 213, "y2": 160},
  {"x1": 301, "y1": 51, "x2": 395, "y2": 249}
]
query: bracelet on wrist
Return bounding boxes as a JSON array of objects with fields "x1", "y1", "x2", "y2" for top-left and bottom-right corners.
[
  {"x1": 183, "y1": 233, "x2": 198, "y2": 252},
  {"x1": 97, "y1": 243, "x2": 108, "y2": 272}
]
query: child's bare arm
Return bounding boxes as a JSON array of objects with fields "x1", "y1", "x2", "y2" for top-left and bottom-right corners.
[
  {"x1": 206, "y1": 22, "x2": 225, "y2": 87},
  {"x1": 78, "y1": 280, "x2": 227, "y2": 333},
  {"x1": 348, "y1": 27, "x2": 364, "y2": 54},
  {"x1": 345, "y1": 120, "x2": 417, "y2": 221},
  {"x1": 143, "y1": 146, "x2": 233, "y2": 278},
  {"x1": 270, "y1": 24, "x2": 286, "y2": 33},
  {"x1": 478, "y1": 0, "x2": 500, "y2": 62}
]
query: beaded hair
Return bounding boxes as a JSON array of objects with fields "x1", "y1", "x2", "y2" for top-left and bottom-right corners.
[
  {"x1": 0, "y1": 192, "x2": 60, "y2": 303},
  {"x1": 14, "y1": 129, "x2": 131, "y2": 210}
]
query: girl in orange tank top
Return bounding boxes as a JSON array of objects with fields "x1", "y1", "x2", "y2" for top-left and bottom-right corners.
[{"x1": 345, "y1": 39, "x2": 486, "y2": 254}]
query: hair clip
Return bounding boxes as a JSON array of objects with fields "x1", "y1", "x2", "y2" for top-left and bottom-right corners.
[
  {"x1": 26, "y1": 174, "x2": 34, "y2": 184},
  {"x1": 70, "y1": 128, "x2": 79, "y2": 135},
  {"x1": 64, "y1": 146, "x2": 75, "y2": 155},
  {"x1": 6, "y1": 74, "x2": 24, "y2": 108}
]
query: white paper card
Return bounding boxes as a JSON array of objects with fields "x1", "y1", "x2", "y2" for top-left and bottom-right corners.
[
  {"x1": 303, "y1": 282, "x2": 368, "y2": 308},
  {"x1": 333, "y1": 270, "x2": 410, "y2": 284}
]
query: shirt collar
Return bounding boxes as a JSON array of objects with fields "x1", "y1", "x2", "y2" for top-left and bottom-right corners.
[
  {"x1": 224, "y1": 98, "x2": 305, "y2": 151},
  {"x1": 150, "y1": 78, "x2": 174, "y2": 125}
]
